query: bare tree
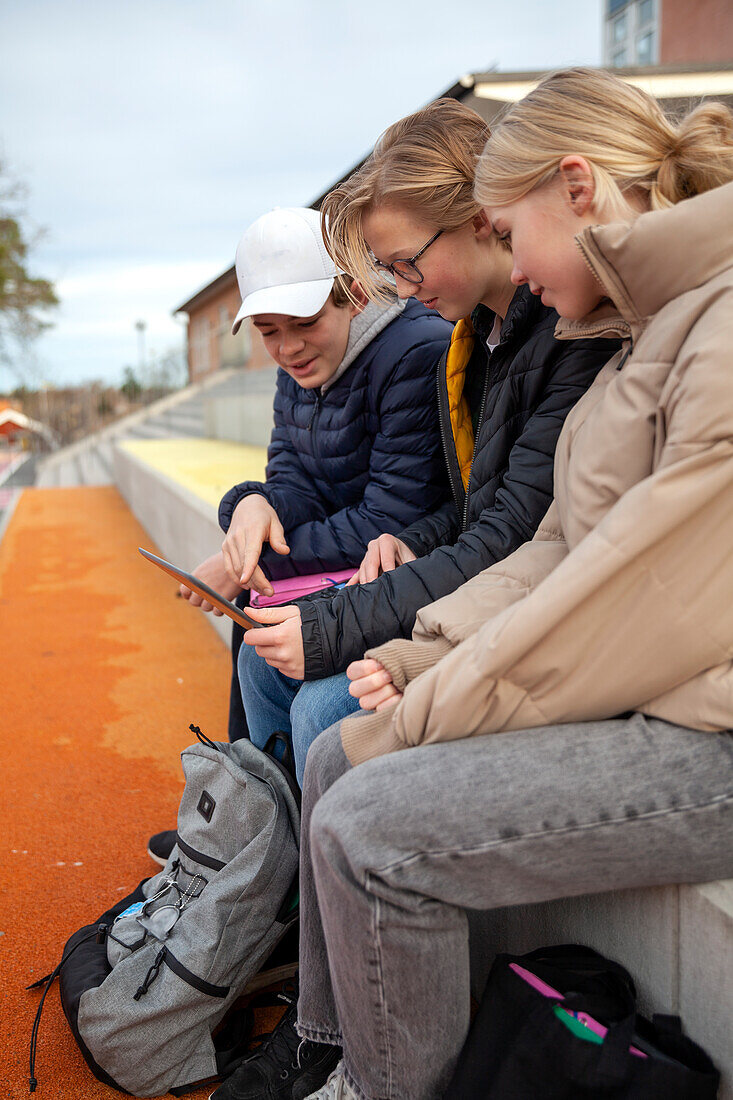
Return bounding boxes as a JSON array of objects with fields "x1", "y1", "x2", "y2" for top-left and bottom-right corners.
[{"x1": 0, "y1": 162, "x2": 58, "y2": 383}]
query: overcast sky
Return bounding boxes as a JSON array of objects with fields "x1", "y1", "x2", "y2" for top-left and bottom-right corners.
[{"x1": 0, "y1": 0, "x2": 602, "y2": 390}]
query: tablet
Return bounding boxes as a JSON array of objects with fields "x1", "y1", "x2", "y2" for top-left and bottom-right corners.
[{"x1": 138, "y1": 547, "x2": 260, "y2": 630}]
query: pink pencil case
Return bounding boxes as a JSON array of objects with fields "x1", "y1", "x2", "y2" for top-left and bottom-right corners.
[
  {"x1": 509, "y1": 963, "x2": 647, "y2": 1058},
  {"x1": 249, "y1": 569, "x2": 355, "y2": 608}
]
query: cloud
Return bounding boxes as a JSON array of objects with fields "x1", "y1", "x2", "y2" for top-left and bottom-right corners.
[
  {"x1": 57, "y1": 260, "x2": 225, "y2": 302},
  {"x1": 0, "y1": 0, "x2": 601, "y2": 386}
]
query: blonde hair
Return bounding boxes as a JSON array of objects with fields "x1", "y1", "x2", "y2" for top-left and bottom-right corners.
[
  {"x1": 474, "y1": 67, "x2": 733, "y2": 219},
  {"x1": 320, "y1": 98, "x2": 490, "y2": 301}
]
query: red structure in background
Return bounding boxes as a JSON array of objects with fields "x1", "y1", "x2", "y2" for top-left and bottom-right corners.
[
  {"x1": 0, "y1": 401, "x2": 57, "y2": 450},
  {"x1": 661, "y1": 0, "x2": 733, "y2": 65}
]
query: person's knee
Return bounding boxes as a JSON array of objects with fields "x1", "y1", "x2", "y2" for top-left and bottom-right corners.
[
  {"x1": 291, "y1": 683, "x2": 338, "y2": 780},
  {"x1": 290, "y1": 681, "x2": 328, "y2": 737},
  {"x1": 236, "y1": 638, "x2": 257, "y2": 688},
  {"x1": 291, "y1": 677, "x2": 354, "y2": 737}
]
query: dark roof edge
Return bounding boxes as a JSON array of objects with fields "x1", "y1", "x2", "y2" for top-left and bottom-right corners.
[
  {"x1": 174, "y1": 265, "x2": 237, "y2": 316},
  {"x1": 471, "y1": 61, "x2": 733, "y2": 82}
]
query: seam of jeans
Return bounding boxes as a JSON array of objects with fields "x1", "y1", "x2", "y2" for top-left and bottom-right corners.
[
  {"x1": 373, "y1": 789, "x2": 733, "y2": 876},
  {"x1": 368, "y1": 870, "x2": 395, "y2": 1098}
]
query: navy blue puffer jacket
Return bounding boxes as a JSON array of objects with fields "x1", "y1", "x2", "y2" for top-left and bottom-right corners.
[{"x1": 218, "y1": 298, "x2": 452, "y2": 578}]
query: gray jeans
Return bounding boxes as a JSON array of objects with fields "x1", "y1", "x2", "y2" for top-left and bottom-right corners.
[{"x1": 296, "y1": 712, "x2": 733, "y2": 1100}]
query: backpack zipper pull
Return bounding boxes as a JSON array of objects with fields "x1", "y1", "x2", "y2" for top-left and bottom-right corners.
[
  {"x1": 134, "y1": 946, "x2": 167, "y2": 1001},
  {"x1": 190, "y1": 724, "x2": 220, "y2": 752}
]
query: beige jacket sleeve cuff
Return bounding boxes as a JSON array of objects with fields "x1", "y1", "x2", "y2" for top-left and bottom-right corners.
[
  {"x1": 364, "y1": 636, "x2": 454, "y2": 691},
  {"x1": 340, "y1": 707, "x2": 404, "y2": 765},
  {"x1": 340, "y1": 636, "x2": 454, "y2": 765}
]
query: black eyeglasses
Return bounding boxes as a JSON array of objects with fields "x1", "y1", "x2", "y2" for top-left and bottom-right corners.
[{"x1": 372, "y1": 230, "x2": 443, "y2": 285}]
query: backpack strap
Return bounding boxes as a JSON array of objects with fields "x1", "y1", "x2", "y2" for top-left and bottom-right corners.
[
  {"x1": 263, "y1": 731, "x2": 296, "y2": 778},
  {"x1": 27, "y1": 930, "x2": 99, "y2": 1092}
]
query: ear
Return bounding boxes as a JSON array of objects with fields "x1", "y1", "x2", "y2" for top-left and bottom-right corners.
[
  {"x1": 348, "y1": 279, "x2": 369, "y2": 316},
  {"x1": 472, "y1": 209, "x2": 494, "y2": 240},
  {"x1": 559, "y1": 155, "x2": 596, "y2": 217}
]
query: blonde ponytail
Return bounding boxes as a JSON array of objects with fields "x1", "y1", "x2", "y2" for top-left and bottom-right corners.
[
  {"x1": 474, "y1": 68, "x2": 733, "y2": 218},
  {"x1": 653, "y1": 102, "x2": 733, "y2": 207}
]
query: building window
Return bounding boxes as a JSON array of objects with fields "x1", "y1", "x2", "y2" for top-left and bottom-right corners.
[
  {"x1": 218, "y1": 305, "x2": 230, "y2": 331},
  {"x1": 190, "y1": 317, "x2": 211, "y2": 375},
  {"x1": 604, "y1": 0, "x2": 657, "y2": 68},
  {"x1": 636, "y1": 31, "x2": 654, "y2": 64},
  {"x1": 638, "y1": 0, "x2": 653, "y2": 27}
]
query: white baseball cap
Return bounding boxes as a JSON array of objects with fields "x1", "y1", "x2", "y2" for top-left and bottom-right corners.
[{"x1": 231, "y1": 207, "x2": 344, "y2": 334}]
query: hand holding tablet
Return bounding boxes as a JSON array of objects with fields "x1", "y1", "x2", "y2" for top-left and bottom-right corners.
[{"x1": 138, "y1": 548, "x2": 261, "y2": 630}]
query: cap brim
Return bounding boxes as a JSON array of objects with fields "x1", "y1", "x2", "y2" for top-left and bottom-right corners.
[{"x1": 231, "y1": 278, "x2": 335, "y2": 335}]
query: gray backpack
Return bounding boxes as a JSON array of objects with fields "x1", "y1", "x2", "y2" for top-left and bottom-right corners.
[{"x1": 30, "y1": 728, "x2": 300, "y2": 1097}]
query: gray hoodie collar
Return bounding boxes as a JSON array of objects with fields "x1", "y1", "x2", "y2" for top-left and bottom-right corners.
[{"x1": 321, "y1": 298, "x2": 405, "y2": 392}]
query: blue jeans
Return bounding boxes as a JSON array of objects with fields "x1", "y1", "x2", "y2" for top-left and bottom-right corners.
[{"x1": 237, "y1": 643, "x2": 360, "y2": 786}]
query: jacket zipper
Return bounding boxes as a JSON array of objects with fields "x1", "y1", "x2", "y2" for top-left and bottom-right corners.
[
  {"x1": 574, "y1": 236, "x2": 637, "y2": 330},
  {"x1": 435, "y1": 363, "x2": 464, "y2": 520},
  {"x1": 307, "y1": 391, "x2": 321, "y2": 431},
  {"x1": 461, "y1": 369, "x2": 490, "y2": 533}
]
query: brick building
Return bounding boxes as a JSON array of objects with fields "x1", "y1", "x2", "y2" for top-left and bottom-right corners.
[{"x1": 604, "y1": 0, "x2": 733, "y2": 68}]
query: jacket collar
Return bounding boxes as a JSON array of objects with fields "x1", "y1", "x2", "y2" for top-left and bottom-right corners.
[
  {"x1": 558, "y1": 181, "x2": 733, "y2": 342},
  {"x1": 470, "y1": 283, "x2": 543, "y2": 348},
  {"x1": 322, "y1": 297, "x2": 405, "y2": 392}
]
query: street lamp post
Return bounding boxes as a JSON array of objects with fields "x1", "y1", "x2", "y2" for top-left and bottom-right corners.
[{"x1": 135, "y1": 320, "x2": 147, "y2": 378}]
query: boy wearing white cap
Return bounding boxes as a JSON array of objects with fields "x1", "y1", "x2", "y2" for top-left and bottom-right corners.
[{"x1": 171, "y1": 206, "x2": 451, "y2": 770}]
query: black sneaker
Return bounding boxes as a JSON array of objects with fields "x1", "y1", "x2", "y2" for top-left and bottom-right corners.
[
  {"x1": 147, "y1": 829, "x2": 177, "y2": 866},
  {"x1": 209, "y1": 980, "x2": 341, "y2": 1100}
]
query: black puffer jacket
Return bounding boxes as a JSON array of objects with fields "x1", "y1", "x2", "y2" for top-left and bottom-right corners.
[{"x1": 299, "y1": 285, "x2": 620, "y2": 679}]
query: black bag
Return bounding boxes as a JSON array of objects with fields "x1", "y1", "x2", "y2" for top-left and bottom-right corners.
[{"x1": 444, "y1": 944, "x2": 720, "y2": 1099}]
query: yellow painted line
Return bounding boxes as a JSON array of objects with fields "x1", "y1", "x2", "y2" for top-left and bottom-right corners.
[{"x1": 120, "y1": 438, "x2": 267, "y2": 508}]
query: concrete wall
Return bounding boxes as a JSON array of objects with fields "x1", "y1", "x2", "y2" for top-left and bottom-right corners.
[
  {"x1": 113, "y1": 444, "x2": 231, "y2": 647},
  {"x1": 203, "y1": 392, "x2": 276, "y2": 447}
]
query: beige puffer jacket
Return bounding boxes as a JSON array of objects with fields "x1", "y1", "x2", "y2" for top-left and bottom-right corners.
[{"x1": 342, "y1": 180, "x2": 733, "y2": 765}]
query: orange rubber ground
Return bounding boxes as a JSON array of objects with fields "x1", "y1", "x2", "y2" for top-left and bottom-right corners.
[{"x1": 0, "y1": 487, "x2": 235, "y2": 1098}]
